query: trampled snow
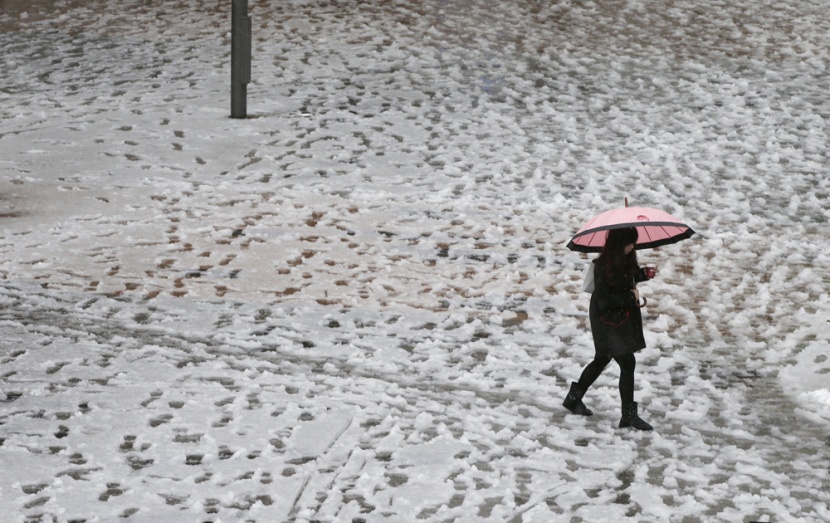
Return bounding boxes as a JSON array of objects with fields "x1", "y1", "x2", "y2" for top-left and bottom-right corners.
[{"x1": 1, "y1": 0, "x2": 829, "y2": 521}]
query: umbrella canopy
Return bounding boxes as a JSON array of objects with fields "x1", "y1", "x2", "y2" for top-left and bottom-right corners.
[{"x1": 566, "y1": 202, "x2": 695, "y2": 253}]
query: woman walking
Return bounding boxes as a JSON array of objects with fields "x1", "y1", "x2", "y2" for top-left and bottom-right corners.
[{"x1": 563, "y1": 227, "x2": 654, "y2": 431}]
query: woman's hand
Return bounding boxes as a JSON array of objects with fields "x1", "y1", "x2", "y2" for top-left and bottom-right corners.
[{"x1": 632, "y1": 288, "x2": 640, "y2": 302}]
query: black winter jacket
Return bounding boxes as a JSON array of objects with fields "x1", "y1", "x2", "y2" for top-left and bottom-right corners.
[{"x1": 589, "y1": 261, "x2": 648, "y2": 357}]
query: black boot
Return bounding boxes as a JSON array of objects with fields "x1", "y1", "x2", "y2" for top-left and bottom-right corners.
[
  {"x1": 563, "y1": 382, "x2": 593, "y2": 416},
  {"x1": 619, "y1": 402, "x2": 653, "y2": 431}
]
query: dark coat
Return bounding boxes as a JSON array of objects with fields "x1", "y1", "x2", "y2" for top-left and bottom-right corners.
[{"x1": 589, "y1": 261, "x2": 648, "y2": 357}]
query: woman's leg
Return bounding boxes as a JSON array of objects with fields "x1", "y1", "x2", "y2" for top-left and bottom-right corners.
[
  {"x1": 577, "y1": 353, "x2": 612, "y2": 390},
  {"x1": 564, "y1": 354, "x2": 612, "y2": 416},
  {"x1": 613, "y1": 354, "x2": 636, "y2": 404},
  {"x1": 614, "y1": 354, "x2": 652, "y2": 430}
]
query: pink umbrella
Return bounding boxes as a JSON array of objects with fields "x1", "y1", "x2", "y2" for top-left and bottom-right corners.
[{"x1": 567, "y1": 199, "x2": 695, "y2": 253}]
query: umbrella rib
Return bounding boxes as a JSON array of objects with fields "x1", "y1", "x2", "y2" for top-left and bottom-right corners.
[
  {"x1": 640, "y1": 225, "x2": 655, "y2": 245},
  {"x1": 656, "y1": 225, "x2": 669, "y2": 243}
]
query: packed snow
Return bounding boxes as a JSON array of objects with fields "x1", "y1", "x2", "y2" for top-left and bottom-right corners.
[{"x1": 1, "y1": 0, "x2": 829, "y2": 521}]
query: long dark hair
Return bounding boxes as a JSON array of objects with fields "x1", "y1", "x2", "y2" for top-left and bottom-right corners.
[{"x1": 595, "y1": 227, "x2": 639, "y2": 289}]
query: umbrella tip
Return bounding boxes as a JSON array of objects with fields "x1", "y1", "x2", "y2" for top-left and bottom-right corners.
[{"x1": 625, "y1": 197, "x2": 629, "y2": 207}]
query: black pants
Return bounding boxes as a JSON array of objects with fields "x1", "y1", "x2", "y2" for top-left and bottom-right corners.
[{"x1": 576, "y1": 353, "x2": 636, "y2": 404}]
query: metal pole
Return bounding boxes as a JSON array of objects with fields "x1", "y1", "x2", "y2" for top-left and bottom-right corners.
[{"x1": 231, "y1": 0, "x2": 251, "y2": 118}]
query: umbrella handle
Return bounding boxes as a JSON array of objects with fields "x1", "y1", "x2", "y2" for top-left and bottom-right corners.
[{"x1": 638, "y1": 297, "x2": 648, "y2": 308}]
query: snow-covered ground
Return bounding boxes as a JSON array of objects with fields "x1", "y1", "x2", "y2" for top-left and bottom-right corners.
[{"x1": 1, "y1": 0, "x2": 829, "y2": 521}]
